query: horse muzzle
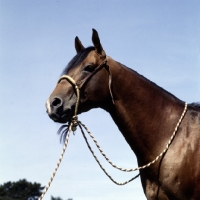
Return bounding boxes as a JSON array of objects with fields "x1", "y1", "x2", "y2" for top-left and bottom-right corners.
[{"x1": 46, "y1": 97, "x2": 72, "y2": 123}]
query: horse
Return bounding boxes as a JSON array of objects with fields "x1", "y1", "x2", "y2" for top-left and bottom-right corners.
[{"x1": 46, "y1": 29, "x2": 200, "y2": 200}]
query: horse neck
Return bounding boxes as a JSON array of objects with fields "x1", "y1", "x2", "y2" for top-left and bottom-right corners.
[{"x1": 105, "y1": 57, "x2": 184, "y2": 165}]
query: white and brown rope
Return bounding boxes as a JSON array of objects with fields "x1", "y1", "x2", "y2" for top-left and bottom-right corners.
[
  {"x1": 38, "y1": 124, "x2": 72, "y2": 200},
  {"x1": 38, "y1": 73, "x2": 187, "y2": 199},
  {"x1": 78, "y1": 123, "x2": 140, "y2": 185},
  {"x1": 79, "y1": 102, "x2": 187, "y2": 172}
]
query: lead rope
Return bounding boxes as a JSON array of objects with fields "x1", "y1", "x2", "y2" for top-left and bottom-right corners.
[
  {"x1": 38, "y1": 76, "x2": 80, "y2": 200},
  {"x1": 38, "y1": 73, "x2": 187, "y2": 199},
  {"x1": 79, "y1": 102, "x2": 187, "y2": 172},
  {"x1": 78, "y1": 123, "x2": 140, "y2": 185},
  {"x1": 38, "y1": 123, "x2": 72, "y2": 200}
]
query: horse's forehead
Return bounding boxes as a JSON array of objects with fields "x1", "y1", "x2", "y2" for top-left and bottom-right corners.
[
  {"x1": 65, "y1": 50, "x2": 107, "y2": 78},
  {"x1": 67, "y1": 51, "x2": 99, "y2": 75},
  {"x1": 74, "y1": 51, "x2": 100, "y2": 69},
  {"x1": 82, "y1": 51, "x2": 100, "y2": 64}
]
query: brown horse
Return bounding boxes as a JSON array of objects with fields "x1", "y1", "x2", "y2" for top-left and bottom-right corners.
[{"x1": 46, "y1": 29, "x2": 200, "y2": 200}]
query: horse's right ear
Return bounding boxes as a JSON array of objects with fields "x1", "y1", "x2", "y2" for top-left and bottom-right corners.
[
  {"x1": 92, "y1": 29, "x2": 106, "y2": 58},
  {"x1": 75, "y1": 36, "x2": 85, "y2": 53}
]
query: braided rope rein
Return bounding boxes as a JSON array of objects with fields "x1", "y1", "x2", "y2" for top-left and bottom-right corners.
[
  {"x1": 78, "y1": 102, "x2": 187, "y2": 173},
  {"x1": 38, "y1": 123, "x2": 72, "y2": 200},
  {"x1": 39, "y1": 73, "x2": 187, "y2": 199},
  {"x1": 39, "y1": 103, "x2": 187, "y2": 199},
  {"x1": 78, "y1": 123, "x2": 140, "y2": 185}
]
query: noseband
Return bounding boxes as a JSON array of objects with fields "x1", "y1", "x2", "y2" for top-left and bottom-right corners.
[
  {"x1": 57, "y1": 58, "x2": 114, "y2": 129},
  {"x1": 40, "y1": 57, "x2": 188, "y2": 199}
]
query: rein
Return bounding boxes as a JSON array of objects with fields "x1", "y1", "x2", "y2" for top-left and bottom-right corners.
[{"x1": 39, "y1": 60, "x2": 188, "y2": 199}]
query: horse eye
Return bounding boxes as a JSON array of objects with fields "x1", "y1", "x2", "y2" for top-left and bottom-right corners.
[{"x1": 83, "y1": 65, "x2": 94, "y2": 73}]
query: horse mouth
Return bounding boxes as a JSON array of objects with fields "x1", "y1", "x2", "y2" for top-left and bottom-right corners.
[{"x1": 48, "y1": 107, "x2": 73, "y2": 124}]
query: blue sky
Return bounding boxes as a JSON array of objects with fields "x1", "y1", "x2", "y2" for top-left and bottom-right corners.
[{"x1": 0, "y1": 1, "x2": 199, "y2": 200}]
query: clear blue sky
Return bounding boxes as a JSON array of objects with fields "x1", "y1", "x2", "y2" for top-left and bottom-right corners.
[{"x1": 0, "y1": 1, "x2": 199, "y2": 200}]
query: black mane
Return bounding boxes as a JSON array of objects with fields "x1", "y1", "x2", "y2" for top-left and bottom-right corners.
[
  {"x1": 190, "y1": 102, "x2": 200, "y2": 109},
  {"x1": 62, "y1": 46, "x2": 95, "y2": 75}
]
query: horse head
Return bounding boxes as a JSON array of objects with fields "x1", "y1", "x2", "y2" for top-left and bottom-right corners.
[
  {"x1": 46, "y1": 29, "x2": 113, "y2": 123},
  {"x1": 45, "y1": 29, "x2": 200, "y2": 199}
]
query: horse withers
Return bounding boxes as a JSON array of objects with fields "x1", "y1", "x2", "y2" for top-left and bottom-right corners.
[{"x1": 46, "y1": 29, "x2": 200, "y2": 200}]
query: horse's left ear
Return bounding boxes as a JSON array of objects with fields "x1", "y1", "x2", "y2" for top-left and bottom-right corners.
[
  {"x1": 92, "y1": 29, "x2": 106, "y2": 58},
  {"x1": 75, "y1": 36, "x2": 85, "y2": 53}
]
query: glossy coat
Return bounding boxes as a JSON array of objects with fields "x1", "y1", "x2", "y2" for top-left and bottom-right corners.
[{"x1": 46, "y1": 29, "x2": 200, "y2": 200}]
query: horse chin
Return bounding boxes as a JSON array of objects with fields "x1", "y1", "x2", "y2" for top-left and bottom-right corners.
[
  {"x1": 55, "y1": 114, "x2": 71, "y2": 124},
  {"x1": 48, "y1": 107, "x2": 73, "y2": 124}
]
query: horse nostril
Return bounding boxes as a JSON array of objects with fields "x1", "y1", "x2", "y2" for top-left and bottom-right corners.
[{"x1": 51, "y1": 97, "x2": 63, "y2": 108}]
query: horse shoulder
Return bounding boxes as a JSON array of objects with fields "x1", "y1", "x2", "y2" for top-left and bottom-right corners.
[{"x1": 159, "y1": 108, "x2": 200, "y2": 199}]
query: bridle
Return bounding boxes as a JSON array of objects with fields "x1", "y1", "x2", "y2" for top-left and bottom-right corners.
[
  {"x1": 39, "y1": 59, "x2": 118, "y2": 200},
  {"x1": 56, "y1": 54, "x2": 188, "y2": 175},
  {"x1": 57, "y1": 58, "x2": 114, "y2": 131},
  {"x1": 39, "y1": 57, "x2": 188, "y2": 200},
  {"x1": 56, "y1": 57, "x2": 188, "y2": 174}
]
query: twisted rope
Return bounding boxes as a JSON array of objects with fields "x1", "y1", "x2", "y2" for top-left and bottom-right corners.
[
  {"x1": 79, "y1": 102, "x2": 187, "y2": 172},
  {"x1": 39, "y1": 103, "x2": 187, "y2": 199},
  {"x1": 39, "y1": 73, "x2": 187, "y2": 199},
  {"x1": 38, "y1": 124, "x2": 72, "y2": 200},
  {"x1": 78, "y1": 123, "x2": 140, "y2": 185},
  {"x1": 39, "y1": 75, "x2": 80, "y2": 200},
  {"x1": 79, "y1": 121, "x2": 137, "y2": 172}
]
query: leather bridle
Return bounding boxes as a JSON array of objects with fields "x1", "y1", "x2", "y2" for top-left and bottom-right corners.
[{"x1": 57, "y1": 58, "x2": 114, "y2": 120}]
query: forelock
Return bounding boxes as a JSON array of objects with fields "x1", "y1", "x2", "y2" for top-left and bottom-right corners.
[{"x1": 61, "y1": 46, "x2": 95, "y2": 75}]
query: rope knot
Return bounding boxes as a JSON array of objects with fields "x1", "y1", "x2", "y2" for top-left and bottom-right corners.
[{"x1": 71, "y1": 115, "x2": 78, "y2": 133}]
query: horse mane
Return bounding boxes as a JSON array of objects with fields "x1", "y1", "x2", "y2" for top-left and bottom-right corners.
[
  {"x1": 189, "y1": 102, "x2": 200, "y2": 109},
  {"x1": 124, "y1": 64, "x2": 182, "y2": 102},
  {"x1": 62, "y1": 46, "x2": 95, "y2": 75}
]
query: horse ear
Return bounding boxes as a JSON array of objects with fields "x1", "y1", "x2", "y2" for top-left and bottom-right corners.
[
  {"x1": 75, "y1": 36, "x2": 85, "y2": 53},
  {"x1": 92, "y1": 29, "x2": 106, "y2": 58}
]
